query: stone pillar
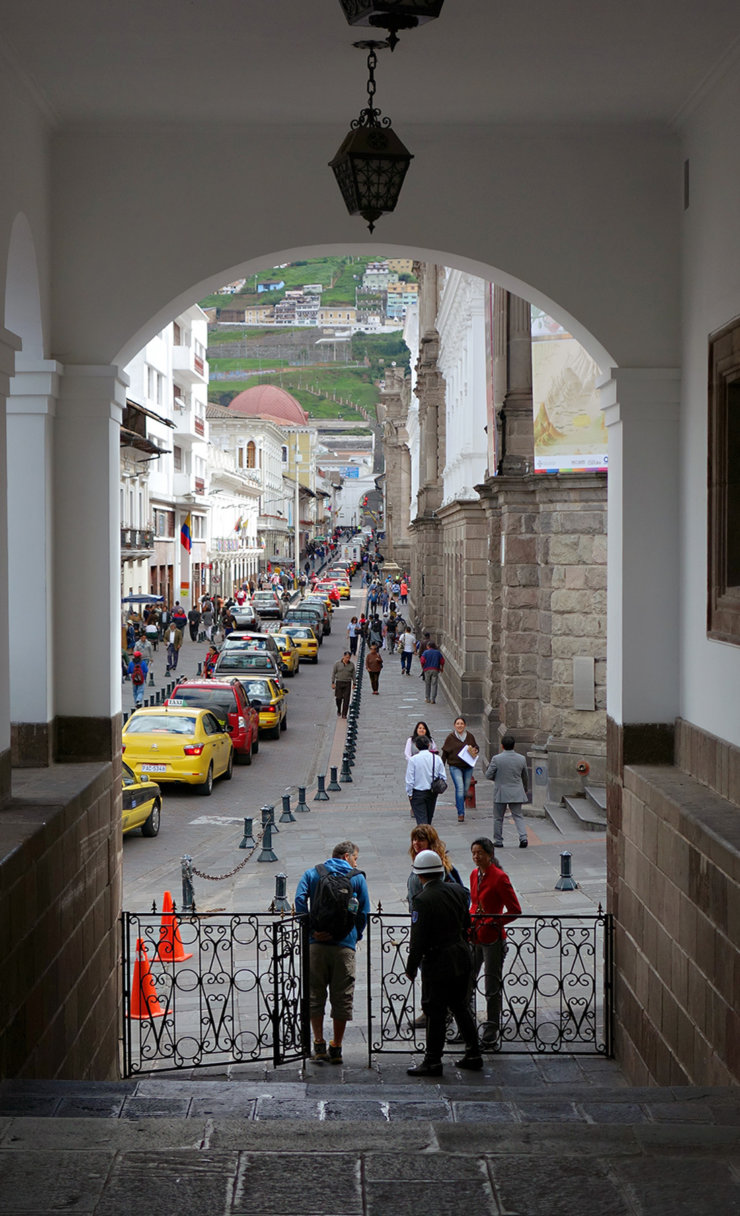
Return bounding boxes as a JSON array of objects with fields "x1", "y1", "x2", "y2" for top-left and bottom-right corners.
[
  {"x1": 7, "y1": 356, "x2": 62, "y2": 766},
  {"x1": 0, "y1": 328, "x2": 21, "y2": 802},
  {"x1": 499, "y1": 293, "x2": 534, "y2": 476},
  {"x1": 54, "y1": 365, "x2": 126, "y2": 758},
  {"x1": 435, "y1": 498, "x2": 489, "y2": 719},
  {"x1": 378, "y1": 367, "x2": 412, "y2": 571}
]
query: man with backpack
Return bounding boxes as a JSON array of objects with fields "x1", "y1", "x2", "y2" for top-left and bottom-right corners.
[
  {"x1": 127, "y1": 650, "x2": 148, "y2": 707},
  {"x1": 294, "y1": 841, "x2": 371, "y2": 1065}
]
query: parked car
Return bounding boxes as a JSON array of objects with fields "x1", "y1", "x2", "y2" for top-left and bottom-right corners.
[
  {"x1": 166, "y1": 677, "x2": 259, "y2": 763},
  {"x1": 230, "y1": 604, "x2": 261, "y2": 631},
  {"x1": 221, "y1": 630, "x2": 282, "y2": 663},
  {"x1": 122, "y1": 705, "x2": 234, "y2": 795},
  {"x1": 122, "y1": 762, "x2": 161, "y2": 837},
  {"x1": 251, "y1": 590, "x2": 284, "y2": 620},
  {"x1": 233, "y1": 675, "x2": 289, "y2": 739},
  {"x1": 280, "y1": 623, "x2": 320, "y2": 663}
]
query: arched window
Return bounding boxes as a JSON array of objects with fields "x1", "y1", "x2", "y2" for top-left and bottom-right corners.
[{"x1": 246, "y1": 440, "x2": 256, "y2": 468}]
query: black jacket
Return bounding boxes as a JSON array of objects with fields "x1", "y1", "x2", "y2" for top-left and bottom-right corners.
[{"x1": 406, "y1": 877, "x2": 471, "y2": 981}]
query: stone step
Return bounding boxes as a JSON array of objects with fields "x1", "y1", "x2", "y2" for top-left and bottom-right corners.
[
  {"x1": 544, "y1": 800, "x2": 580, "y2": 835},
  {"x1": 562, "y1": 795, "x2": 608, "y2": 831},
  {"x1": 585, "y1": 784, "x2": 607, "y2": 813}
]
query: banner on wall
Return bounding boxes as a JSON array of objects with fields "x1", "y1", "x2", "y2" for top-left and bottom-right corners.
[{"x1": 531, "y1": 309, "x2": 607, "y2": 473}]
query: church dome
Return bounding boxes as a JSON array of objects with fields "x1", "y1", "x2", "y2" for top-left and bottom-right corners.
[{"x1": 228, "y1": 384, "x2": 308, "y2": 425}]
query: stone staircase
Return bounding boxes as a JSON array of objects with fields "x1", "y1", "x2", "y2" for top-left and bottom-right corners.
[
  {"x1": 546, "y1": 784, "x2": 607, "y2": 835},
  {"x1": 1, "y1": 1071, "x2": 737, "y2": 1214}
]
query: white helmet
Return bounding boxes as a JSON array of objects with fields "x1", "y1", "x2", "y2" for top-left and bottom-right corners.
[{"x1": 412, "y1": 848, "x2": 445, "y2": 875}]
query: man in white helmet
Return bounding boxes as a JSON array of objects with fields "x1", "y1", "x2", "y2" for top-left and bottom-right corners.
[{"x1": 405, "y1": 849, "x2": 482, "y2": 1076}]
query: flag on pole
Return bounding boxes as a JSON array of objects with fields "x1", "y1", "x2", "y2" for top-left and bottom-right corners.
[
  {"x1": 234, "y1": 516, "x2": 243, "y2": 533},
  {"x1": 180, "y1": 514, "x2": 192, "y2": 552}
]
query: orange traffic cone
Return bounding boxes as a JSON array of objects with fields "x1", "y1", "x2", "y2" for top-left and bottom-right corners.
[
  {"x1": 130, "y1": 937, "x2": 164, "y2": 1019},
  {"x1": 154, "y1": 890, "x2": 193, "y2": 962}
]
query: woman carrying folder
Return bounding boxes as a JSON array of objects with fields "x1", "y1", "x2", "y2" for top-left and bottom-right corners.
[{"x1": 441, "y1": 716, "x2": 479, "y2": 823}]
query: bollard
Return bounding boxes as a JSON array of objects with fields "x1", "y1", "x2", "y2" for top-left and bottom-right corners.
[
  {"x1": 181, "y1": 854, "x2": 195, "y2": 912},
  {"x1": 197, "y1": 662, "x2": 202, "y2": 676},
  {"x1": 257, "y1": 820, "x2": 278, "y2": 863},
  {"x1": 295, "y1": 786, "x2": 311, "y2": 813},
  {"x1": 279, "y1": 793, "x2": 296, "y2": 823},
  {"x1": 555, "y1": 851, "x2": 579, "y2": 891},
  {"x1": 262, "y1": 803, "x2": 279, "y2": 833},
  {"x1": 340, "y1": 753, "x2": 353, "y2": 783},
  {"x1": 239, "y1": 816, "x2": 256, "y2": 849},
  {"x1": 315, "y1": 774, "x2": 330, "y2": 801},
  {"x1": 272, "y1": 873, "x2": 291, "y2": 913},
  {"x1": 148, "y1": 668, "x2": 155, "y2": 687},
  {"x1": 327, "y1": 766, "x2": 341, "y2": 792}
]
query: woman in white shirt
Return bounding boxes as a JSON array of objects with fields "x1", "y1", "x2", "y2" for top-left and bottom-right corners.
[{"x1": 404, "y1": 720, "x2": 438, "y2": 760}]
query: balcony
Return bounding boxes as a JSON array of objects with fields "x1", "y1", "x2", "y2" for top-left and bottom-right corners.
[
  {"x1": 120, "y1": 527, "x2": 155, "y2": 560},
  {"x1": 172, "y1": 397, "x2": 208, "y2": 443},
  {"x1": 172, "y1": 344, "x2": 208, "y2": 383}
]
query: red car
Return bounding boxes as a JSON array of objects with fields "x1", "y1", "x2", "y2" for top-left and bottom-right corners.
[{"x1": 166, "y1": 677, "x2": 259, "y2": 763}]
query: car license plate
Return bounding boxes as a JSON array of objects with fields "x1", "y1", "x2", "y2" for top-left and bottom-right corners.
[{"x1": 141, "y1": 763, "x2": 167, "y2": 772}]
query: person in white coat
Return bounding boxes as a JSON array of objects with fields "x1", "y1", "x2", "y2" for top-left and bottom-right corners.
[{"x1": 485, "y1": 734, "x2": 530, "y2": 848}]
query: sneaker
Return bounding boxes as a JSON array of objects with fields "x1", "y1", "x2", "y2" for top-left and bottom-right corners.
[
  {"x1": 494, "y1": 842, "x2": 504, "y2": 849},
  {"x1": 328, "y1": 1044, "x2": 343, "y2": 1065},
  {"x1": 519, "y1": 838, "x2": 528, "y2": 848},
  {"x1": 312, "y1": 1040, "x2": 329, "y2": 1062}
]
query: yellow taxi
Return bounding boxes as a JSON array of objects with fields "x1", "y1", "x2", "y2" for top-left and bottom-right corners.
[
  {"x1": 122, "y1": 705, "x2": 234, "y2": 795},
  {"x1": 236, "y1": 675, "x2": 289, "y2": 738},
  {"x1": 326, "y1": 571, "x2": 351, "y2": 598},
  {"x1": 280, "y1": 623, "x2": 319, "y2": 664},
  {"x1": 270, "y1": 631, "x2": 301, "y2": 677},
  {"x1": 304, "y1": 592, "x2": 333, "y2": 616},
  {"x1": 122, "y1": 761, "x2": 161, "y2": 837}
]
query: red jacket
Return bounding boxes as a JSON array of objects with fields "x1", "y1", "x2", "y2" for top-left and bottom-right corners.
[{"x1": 469, "y1": 864, "x2": 521, "y2": 944}]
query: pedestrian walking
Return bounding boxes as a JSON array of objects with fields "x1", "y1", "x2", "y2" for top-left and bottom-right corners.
[
  {"x1": 347, "y1": 616, "x2": 360, "y2": 655},
  {"x1": 187, "y1": 606, "x2": 201, "y2": 642},
  {"x1": 164, "y1": 622, "x2": 183, "y2": 672},
  {"x1": 384, "y1": 612, "x2": 398, "y2": 653},
  {"x1": 441, "y1": 716, "x2": 479, "y2": 823},
  {"x1": 404, "y1": 720, "x2": 437, "y2": 760},
  {"x1": 405, "y1": 850, "x2": 482, "y2": 1076},
  {"x1": 398, "y1": 625, "x2": 416, "y2": 674},
  {"x1": 469, "y1": 837, "x2": 521, "y2": 1050},
  {"x1": 201, "y1": 600, "x2": 214, "y2": 638},
  {"x1": 419, "y1": 639, "x2": 444, "y2": 703},
  {"x1": 331, "y1": 651, "x2": 356, "y2": 718},
  {"x1": 405, "y1": 737, "x2": 443, "y2": 826},
  {"x1": 365, "y1": 642, "x2": 383, "y2": 694},
  {"x1": 368, "y1": 614, "x2": 383, "y2": 648},
  {"x1": 399, "y1": 578, "x2": 408, "y2": 605},
  {"x1": 295, "y1": 840, "x2": 371, "y2": 1065},
  {"x1": 485, "y1": 734, "x2": 530, "y2": 847},
  {"x1": 128, "y1": 650, "x2": 148, "y2": 707},
  {"x1": 203, "y1": 642, "x2": 219, "y2": 678}
]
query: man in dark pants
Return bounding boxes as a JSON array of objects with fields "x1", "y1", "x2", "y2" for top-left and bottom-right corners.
[
  {"x1": 331, "y1": 651, "x2": 356, "y2": 718},
  {"x1": 405, "y1": 850, "x2": 482, "y2": 1076}
]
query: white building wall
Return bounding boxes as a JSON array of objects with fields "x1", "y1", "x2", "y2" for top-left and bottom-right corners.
[
  {"x1": 403, "y1": 301, "x2": 421, "y2": 512},
  {"x1": 437, "y1": 270, "x2": 488, "y2": 503}
]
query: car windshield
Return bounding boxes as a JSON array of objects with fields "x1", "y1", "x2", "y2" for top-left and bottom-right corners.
[
  {"x1": 126, "y1": 714, "x2": 197, "y2": 734},
  {"x1": 285, "y1": 627, "x2": 311, "y2": 639},
  {"x1": 253, "y1": 593, "x2": 277, "y2": 602},
  {"x1": 241, "y1": 680, "x2": 271, "y2": 700},
  {"x1": 216, "y1": 653, "x2": 273, "y2": 671},
  {"x1": 171, "y1": 689, "x2": 234, "y2": 715}
]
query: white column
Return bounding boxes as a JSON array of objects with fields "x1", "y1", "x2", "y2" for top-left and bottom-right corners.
[
  {"x1": 54, "y1": 366, "x2": 126, "y2": 724},
  {"x1": 0, "y1": 328, "x2": 22, "y2": 794},
  {"x1": 601, "y1": 368, "x2": 681, "y2": 724},
  {"x1": 7, "y1": 357, "x2": 62, "y2": 735}
]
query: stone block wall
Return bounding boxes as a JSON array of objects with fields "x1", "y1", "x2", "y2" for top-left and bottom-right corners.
[
  {"x1": 0, "y1": 755, "x2": 122, "y2": 1079},
  {"x1": 609, "y1": 718, "x2": 739, "y2": 1085},
  {"x1": 435, "y1": 499, "x2": 489, "y2": 719}
]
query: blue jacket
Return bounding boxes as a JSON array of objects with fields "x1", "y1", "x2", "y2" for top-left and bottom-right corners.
[{"x1": 295, "y1": 857, "x2": 370, "y2": 949}]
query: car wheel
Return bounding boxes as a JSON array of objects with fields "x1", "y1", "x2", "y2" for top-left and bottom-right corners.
[
  {"x1": 252, "y1": 734, "x2": 259, "y2": 755},
  {"x1": 241, "y1": 742, "x2": 252, "y2": 765},
  {"x1": 269, "y1": 723, "x2": 281, "y2": 740},
  {"x1": 280, "y1": 713, "x2": 288, "y2": 732},
  {"x1": 223, "y1": 751, "x2": 234, "y2": 781},
  {"x1": 312, "y1": 655, "x2": 319, "y2": 664},
  {"x1": 199, "y1": 764, "x2": 214, "y2": 796},
  {"x1": 141, "y1": 800, "x2": 161, "y2": 837}
]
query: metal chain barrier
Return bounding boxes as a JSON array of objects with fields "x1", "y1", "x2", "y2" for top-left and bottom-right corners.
[{"x1": 190, "y1": 826, "x2": 265, "y2": 881}]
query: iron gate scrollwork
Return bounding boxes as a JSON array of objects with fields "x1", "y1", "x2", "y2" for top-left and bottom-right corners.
[
  {"x1": 121, "y1": 910, "x2": 309, "y2": 1077},
  {"x1": 366, "y1": 911, "x2": 613, "y2": 1062}
]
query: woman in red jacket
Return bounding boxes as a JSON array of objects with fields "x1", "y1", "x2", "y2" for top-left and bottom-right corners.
[{"x1": 469, "y1": 837, "x2": 521, "y2": 1050}]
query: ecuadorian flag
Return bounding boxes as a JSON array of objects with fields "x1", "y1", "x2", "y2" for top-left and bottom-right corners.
[{"x1": 180, "y1": 513, "x2": 192, "y2": 552}]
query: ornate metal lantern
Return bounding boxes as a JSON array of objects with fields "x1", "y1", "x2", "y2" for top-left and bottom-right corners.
[
  {"x1": 329, "y1": 43, "x2": 413, "y2": 233},
  {"x1": 338, "y1": 1, "x2": 444, "y2": 50}
]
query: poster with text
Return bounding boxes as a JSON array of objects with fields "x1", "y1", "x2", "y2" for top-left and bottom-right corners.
[{"x1": 531, "y1": 308, "x2": 607, "y2": 473}]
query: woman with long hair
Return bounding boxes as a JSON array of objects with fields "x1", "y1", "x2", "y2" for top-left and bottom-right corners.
[
  {"x1": 404, "y1": 720, "x2": 437, "y2": 760},
  {"x1": 407, "y1": 824, "x2": 464, "y2": 908},
  {"x1": 441, "y1": 715, "x2": 479, "y2": 823},
  {"x1": 468, "y1": 836, "x2": 521, "y2": 1050}
]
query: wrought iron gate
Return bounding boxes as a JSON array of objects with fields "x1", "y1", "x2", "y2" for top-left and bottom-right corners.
[
  {"x1": 122, "y1": 908, "x2": 613, "y2": 1075},
  {"x1": 121, "y1": 910, "x2": 309, "y2": 1077},
  {"x1": 366, "y1": 911, "x2": 613, "y2": 1061}
]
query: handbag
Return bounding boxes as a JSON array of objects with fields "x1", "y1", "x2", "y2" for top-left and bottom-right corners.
[{"x1": 430, "y1": 756, "x2": 448, "y2": 796}]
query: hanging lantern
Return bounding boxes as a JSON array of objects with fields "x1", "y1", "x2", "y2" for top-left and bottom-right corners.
[{"x1": 329, "y1": 42, "x2": 413, "y2": 233}]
